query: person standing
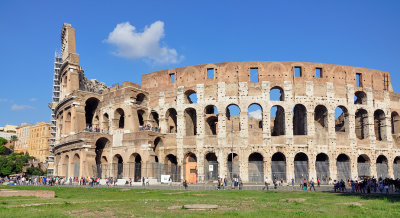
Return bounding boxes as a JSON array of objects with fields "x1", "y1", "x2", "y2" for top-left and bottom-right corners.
[
  {"x1": 263, "y1": 177, "x2": 269, "y2": 190},
  {"x1": 309, "y1": 178, "x2": 316, "y2": 191}
]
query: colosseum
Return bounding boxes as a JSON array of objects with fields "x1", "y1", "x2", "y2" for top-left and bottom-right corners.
[{"x1": 53, "y1": 23, "x2": 400, "y2": 184}]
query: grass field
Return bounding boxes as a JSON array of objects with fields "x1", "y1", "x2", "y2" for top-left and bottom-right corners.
[{"x1": 0, "y1": 186, "x2": 399, "y2": 217}]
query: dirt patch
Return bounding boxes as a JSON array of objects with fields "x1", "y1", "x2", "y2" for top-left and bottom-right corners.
[
  {"x1": 67, "y1": 209, "x2": 115, "y2": 217},
  {"x1": 192, "y1": 194, "x2": 208, "y2": 197},
  {"x1": 163, "y1": 192, "x2": 184, "y2": 195},
  {"x1": 184, "y1": 204, "x2": 218, "y2": 210},
  {"x1": 0, "y1": 189, "x2": 54, "y2": 198},
  {"x1": 280, "y1": 198, "x2": 307, "y2": 203},
  {"x1": 339, "y1": 202, "x2": 363, "y2": 207},
  {"x1": 168, "y1": 205, "x2": 182, "y2": 210}
]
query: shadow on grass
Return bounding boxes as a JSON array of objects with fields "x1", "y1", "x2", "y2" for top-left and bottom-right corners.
[{"x1": 332, "y1": 192, "x2": 400, "y2": 203}]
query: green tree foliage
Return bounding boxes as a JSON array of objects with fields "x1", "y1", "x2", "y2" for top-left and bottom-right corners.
[
  {"x1": 0, "y1": 137, "x2": 7, "y2": 145},
  {"x1": 0, "y1": 145, "x2": 5, "y2": 155},
  {"x1": 25, "y1": 167, "x2": 46, "y2": 177},
  {"x1": 10, "y1": 135, "x2": 18, "y2": 142},
  {"x1": 0, "y1": 152, "x2": 34, "y2": 176}
]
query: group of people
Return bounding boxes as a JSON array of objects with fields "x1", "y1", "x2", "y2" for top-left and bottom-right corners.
[
  {"x1": 84, "y1": 126, "x2": 109, "y2": 134},
  {"x1": 334, "y1": 177, "x2": 400, "y2": 194},
  {"x1": 139, "y1": 124, "x2": 161, "y2": 133}
]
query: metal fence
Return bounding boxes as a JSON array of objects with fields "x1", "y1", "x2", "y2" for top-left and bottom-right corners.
[
  {"x1": 92, "y1": 163, "x2": 181, "y2": 182},
  {"x1": 376, "y1": 163, "x2": 388, "y2": 178},
  {"x1": 271, "y1": 161, "x2": 286, "y2": 181},
  {"x1": 204, "y1": 161, "x2": 218, "y2": 181},
  {"x1": 394, "y1": 164, "x2": 400, "y2": 179},
  {"x1": 294, "y1": 161, "x2": 308, "y2": 182},
  {"x1": 357, "y1": 163, "x2": 370, "y2": 177},
  {"x1": 315, "y1": 162, "x2": 329, "y2": 180},
  {"x1": 248, "y1": 161, "x2": 264, "y2": 183},
  {"x1": 336, "y1": 162, "x2": 351, "y2": 181},
  {"x1": 227, "y1": 162, "x2": 240, "y2": 179}
]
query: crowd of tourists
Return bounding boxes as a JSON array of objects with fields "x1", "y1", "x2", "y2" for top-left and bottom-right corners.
[
  {"x1": 334, "y1": 177, "x2": 400, "y2": 194},
  {"x1": 139, "y1": 124, "x2": 161, "y2": 133}
]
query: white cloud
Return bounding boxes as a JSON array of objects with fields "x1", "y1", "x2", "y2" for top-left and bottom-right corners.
[
  {"x1": 249, "y1": 109, "x2": 262, "y2": 120},
  {"x1": 29, "y1": 98, "x2": 37, "y2": 102},
  {"x1": 11, "y1": 104, "x2": 35, "y2": 111},
  {"x1": 105, "y1": 21, "x2": 183, "y2": 65}
]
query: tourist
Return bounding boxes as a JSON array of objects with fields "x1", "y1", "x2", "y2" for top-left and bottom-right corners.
[
  {"x1": 291, "y1": 178, "x2": 295, "y2": 188},
  {"x1": 183, "y1": 180, "x2": 188, "y2": 189},
  {"x1": 309, "y1": 178, "x2": 315, "y2": 191},
  {"x1": 303, "y1": 178, "x2": 307, "y2": 191},
  {"x1": 263, "y1": 176, "x2": 269, "y2": 190},
  {"x1": 351, "y1": 180, "x2": 355, "y2": 193}
]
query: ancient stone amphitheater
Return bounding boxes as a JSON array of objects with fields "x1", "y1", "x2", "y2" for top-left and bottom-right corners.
[{"x1": 53, "y1": 23, "x2": 400, "y2": 183}]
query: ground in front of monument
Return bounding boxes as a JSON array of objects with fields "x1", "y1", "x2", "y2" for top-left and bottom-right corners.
[{"x1": 0, "y1": 186, "x2": 399, "y2": 217}]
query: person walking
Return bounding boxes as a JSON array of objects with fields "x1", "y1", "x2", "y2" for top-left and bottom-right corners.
[
  {"x1": 263, "y1": 176, "x2": 269, "y2": 190},
  {"x1": 309, "y1": 178, "x2": 316, "y2": 191}
]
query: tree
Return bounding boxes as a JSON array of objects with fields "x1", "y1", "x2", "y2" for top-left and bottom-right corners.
[
  {"x1": 10, "y1": 135, "x2": 17, "y2": 142},
  {"x1": 0, "y1": 137, "x2": 7, "y2": 146},
  {"x1": 0, "y1": 152, "x2": 34, "y2": 176},
  {"x1": 25, "y1": 167, "x2": 46, "y2": 177}
]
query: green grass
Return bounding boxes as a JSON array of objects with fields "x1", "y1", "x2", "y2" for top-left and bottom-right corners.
[{"x1": 0, "y1": 185, "x2": 400, "y2": 217}]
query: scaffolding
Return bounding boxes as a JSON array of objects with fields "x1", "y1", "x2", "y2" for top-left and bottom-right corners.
[{"x1": 47, "y1": 52, "x2": 62, "y2": 176}]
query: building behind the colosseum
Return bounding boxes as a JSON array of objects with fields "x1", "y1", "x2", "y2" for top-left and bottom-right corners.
[{"x1": 52, "y1": 23, "x2": 400, "y2": 183}]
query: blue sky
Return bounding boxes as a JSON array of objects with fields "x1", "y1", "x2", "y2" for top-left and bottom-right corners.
[{"x1": 0, "y1": 0, "x2": 399, "y2": 126}]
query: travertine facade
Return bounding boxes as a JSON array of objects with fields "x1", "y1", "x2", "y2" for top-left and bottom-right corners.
[{"x1": 53, "y1": 23, "x2": 400, "y2": 183}]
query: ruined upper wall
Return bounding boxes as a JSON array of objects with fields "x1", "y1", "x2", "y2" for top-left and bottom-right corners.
[{"x1": 141, "y1": 61, "x2": 393, "y2": 93}]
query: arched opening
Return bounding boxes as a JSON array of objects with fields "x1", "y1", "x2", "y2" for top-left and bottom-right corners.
[
  {"x1": 114, "y1": 108, "x2": 125, "y2": 129},
  {"x1": 374, "y1": 110, "x2": 386, "y2": 141},
  {"x1": 205, "y1": 105, "x2": 218, "y2": 135},
  {"x1": 376, "y1": 155, "x2": 388, "y2": 178},
  {"x1": 150, "y1": 111, "x2": 159, "y2": 128},
  {"x1": 185, "y1": 153, "x2": 197, "y2": 183},
  {"x1": 335, "y1": 106, "x2": 349, "y2": 132},
  {"x1": 185, "y1": 90, "x2": 197, "y2": 104},
  {"x1": 113, "y1": 154, "x2": 123, "y2": 179},
  {"x1": 394, "y1": 156, "x2": 400, "y2": 179},
  {"x1": 293, "y1": 104, "x2": 307, "y2": 135},
  {"x1": 316, "y1": 153, "x2": 329, "y2": 180},
  {"x1": 166, "y1": 108, "x2": 177, "y2": 133},
  {"x1": 93, "y1": 115, "x2": 100, "y2": 130},
  {"x1": 314, "y1": 105, "x2": 328, "y2": 129},
  {"x1": 204, "y1": 153, "x2": 218, "y2": 181},
  {"x1": 184, "y1": 108, "x2": 197, "y2": 136},
  {"x1": 137, "y1": 109, "x2": 146, "y2": 127},
  {"x1": 227, "y1": 153, "x2": 239, "y2": 179},
  {"x1": 355, "y1": 109, "x2": 369, "y2": 139},
  {"x1": 248, "y1": 104, "x2": 263, "y2": 131},
  {"x1": 129, "y1": 153, "x2": 142, "y2": 182},
  {"x1": 248, "y1": 152, "x2": 264, "y2": 183},
  {"x1": 391, "y1": 112, "x2": 400, "y2": 135},
  {"x1": 226, "y1": 104, "x2": 241, "y2": 132},
  {"x1": 354, "y1": 91, "x2": 367, "y2": 105},
  {"x1": 65, "y1": 112, "x2": 72, "y2": 133},
  {"x1": 154, "y1": 137, "x2": 163, "y2": 153},
  {"x1": 294, "y1": 152, "x2": 309, "y2": 182},
  {"x1": 63, "y1": 155, "x2": 69, "y2": 178},
  {"x1": 271, "y1": 105, "x2": 285, "y2": 136},
  {"x1": 271, "y1": 152, "x2": 286, "y2": 181},
  {"x1": 270, "y1": 86, "x2": 284, "y2": 101},
  {"x1": 164, "y1": 154, "x2": 179, "y2": 182},
  {"x1": 336, "y1": 154, "x2": 351, "y2": 181},
  {"x1": 357, "y1": 154, "x2": 371, "y2": 178},
  {"x1": 85, "y1": 97, "x2": 99, "y2": 128},
  {"x1": 95, "y1": 137, "x2": 110, "y2": 178},
  {"x1": 136, "y1": 93, "x2": 147, "y2": 105},
  {"x1": 102, "y1": 113, "x2": 110, "y2": 132},
  {"x1": 73, "y1": 154, "x2": 80, "y2": 178}
]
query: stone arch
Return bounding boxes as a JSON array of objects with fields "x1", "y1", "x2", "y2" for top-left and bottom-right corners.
[
  {"x1": 394, "y1": 156, "x2": 400, "y2": 179},
  {"x1": 376, "y1": 155, "x2": 388, "y2": 178},
  {"x1": 102, "y1": 113, "x2": 110, "y2": 132},
  {"x1": 205, "y1": 105, "x2": 218, "y2": 135},
  {"x1": 293, "y1": 104, "x2": 307, "y2": 135},
  {"x1": 93, "y1": 114, "x2": 100, "y2": 129},
  {"x1": 270, "y1": 86, "x2": 284, "y2": 101},
  {"x1": 129, "y1": 153, "x2": 142, "y2": 182},
  {"x1": 184, "y1": 107, "x2": 197, "y2": 136},
  {"x1": 248, "y1": 103, "x2": 263, "y2": 130},
  {"x1": 184, "y1": 89, "x2": 197, "y2": 104},
  {"x1": 355, "y1": 109, "x2": 369, "y2": 139},
  {"x1": 184, "y1": 152, "x2": 197, "y2": 183},
  {"x1": 164, "y1": 154, "x2": 179, "y2": 182},
  {"x1": 72, "y1": 153, "x2": 80, "y2": 178},
  {"x1": 335, "y1": 106, "x2": 349, "y2": 132},
  {"x1": 154, "y1": 137, "x2": 163, "y2": 153},
  {"x1": 95, "y1": 137, "x2": 110, "y2": 178},
  {"x1": 391, "y1": 112, "x2": 400, "y2": 135},
  {"x1": 294, "y1": 152, "x2": 309, "y2": 182},
  {"x1": 85, "y1": 97, "x2": 100, "y2": 128},
  {"x1": 166, "y1": 108, "x2": 177, "y2": 133},
  {"x1": 314, "y1": 105, "x2": 328, "y2": 129},
  {"x1": 114, "y1": 108, "x2": 125, "y2": 129},
  {"x1": 316, "y1": 153, "x2": 330, "y2": 180},
  {"x1": 271, "y1": 105, "x2": 285, "y2": 136},
  {"x1": 204, "y1": 152, "x2": 218, "y2": 181},
  {"x1": 113, "y1": 154, "x2": 123, "y2": 179},
  {"x1": 135, "y1": 93, "x2": 147, "y2": 105},
  {"x1": 354, "y1": 91, "x2": 367, "y2": 105},
  {"x1": 248, "y1": 152, "x2": 264, "y2": 183},
  {"x1": 65, "y1": 112, "x2": 72, "y2": 134},
  {"x1": 150, "y1": 111, "x2": 159, "y2": 128},
  {"x1": 137, "y1": 109, "x2": 146, "y2": 126},
  {"x1": 374, "y1": 109, "x2": 386, "y2": 141},
  {"x1": 63, "y1": 155, "x2": 70, "y2": 178},
  {"x1": 227, "y1": 153, "x2": 239, "y2": 179},
  {"x1": 357, "y1": 154, "x2": 371, "y2": 178},
  {"x1": 336, "y1": 153, "x2": 351, "y2": 181},
  {"x1": 271, "y1": 152, "x2": 286, "y2": 180},
  {"x1": 226, "y1": 104, "x2": 241, "y2": 132}
]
